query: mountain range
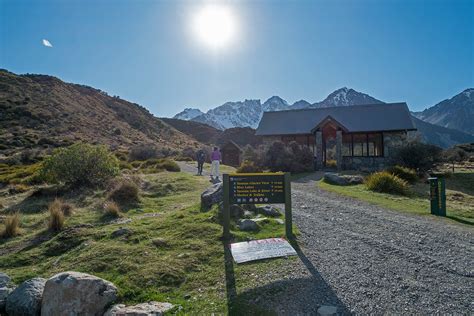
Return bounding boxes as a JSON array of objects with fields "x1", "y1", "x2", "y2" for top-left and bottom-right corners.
[{"x1": 173, "y1": 87, "x2": 474, "y2": 148}]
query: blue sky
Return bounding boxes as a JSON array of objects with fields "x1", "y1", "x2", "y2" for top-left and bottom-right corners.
[{"x1": 1, "y1": 0, "x2": 472, "y2": 117}]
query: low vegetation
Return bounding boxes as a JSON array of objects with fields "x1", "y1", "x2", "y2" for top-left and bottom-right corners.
[
  {"x1": 236, "y1": 160, "x2": 262, "y2": 173},
  {"x1": 103, "y1": 201, "x2": 121, "y2": 218},
  {"x1": 107, "y1": 181, "x2": 140, "y2": 205},
  {"x1": 365, "y1": 172, "x2": 408, "y2": 195},
  {"x1": 392, "y1": 141, "x2": 443, "y2": 172},
  {"x1": 1, "y1": 213, "x2": 21, "y2": 238},
  {"x1": 48, "y1": 200, "x2": 65, "y2": 232},
  {"x1": 40, "y1": 143, "x2": 119, "y2": 187},
  {"x1": 386, "y1": 165, "x2": 418, "y2": 184}
]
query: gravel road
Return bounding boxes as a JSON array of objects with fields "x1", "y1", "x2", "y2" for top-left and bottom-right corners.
[{"x1": 270, "y1": 174, "x2": 473, "y2": 315}]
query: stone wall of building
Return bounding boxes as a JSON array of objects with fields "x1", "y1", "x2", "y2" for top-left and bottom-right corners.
[{"x1": 383, "y1": 131, "x2": 407, "y2": 158}]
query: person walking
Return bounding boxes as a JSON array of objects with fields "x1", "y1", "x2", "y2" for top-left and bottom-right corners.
[
  {"x1": 196, "y1": 149, "x2": 206, "y2": 176},
  {"x1": 210, "y1": 147, "x2": 221, "y2": 182}
]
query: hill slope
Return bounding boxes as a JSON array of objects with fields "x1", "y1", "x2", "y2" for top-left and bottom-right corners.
[
  {"x1": 413, "y1": 88, "x2": 474, "y2": 135},
  {"x1": 0, "y1": 70, "x2": 199, "y2": 156}
]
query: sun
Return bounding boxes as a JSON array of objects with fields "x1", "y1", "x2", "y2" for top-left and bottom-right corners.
[{"x1": 192, "y1": 4, "x2": 237, "y2": 50}]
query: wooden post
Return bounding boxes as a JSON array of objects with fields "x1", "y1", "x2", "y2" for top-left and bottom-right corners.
[
  {"x1": 284, "y1": 172, "x2": 293, "y2": 239},
  {"x1": 223, "y1": 174, "x2": 230, "y2": 240}
]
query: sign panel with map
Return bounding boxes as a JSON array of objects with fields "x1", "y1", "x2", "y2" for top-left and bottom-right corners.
[{"x1": 228, "y1": 173, "x2": 285, "y2": 204}]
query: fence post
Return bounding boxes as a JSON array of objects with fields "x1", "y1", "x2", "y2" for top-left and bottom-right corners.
[
  {"x1": 429, "y1": 177, "x2": 439, "y2": 216},
  {"x1": 223, "y1": 174, "x2": 230, "y2": 240},
  {"x1": 284, "y1": 173, "x2": 293, "y2": 239},
  {"x1": 439, "y1": 177, "x2": 446, "y2": 217}
]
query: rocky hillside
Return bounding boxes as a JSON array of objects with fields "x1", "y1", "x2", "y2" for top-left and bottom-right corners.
[
  {"x1": 411, "y1": 117, "x2": 474, "y2": 148},
  {"x1": 313, "y1": 87, "x2": 383, "y2": 108},
  {"x1": 413, "y1": 88, "x2": 474, "y2": 135},
  {"x1": 0, "y1": 70, "x2": 200, "y2": 156}
]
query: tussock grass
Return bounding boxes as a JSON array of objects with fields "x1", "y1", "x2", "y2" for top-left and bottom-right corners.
[
  {"x1": 365, "y1": 171, "x2": 408, "y2": 195},
  {"x1": 386, "y1": 165, "x2": 418, "y2": 184},
  {"x1": 1, "y1": 213, "x2": 21, "y2": 238},
  {"x1": 103, "y1": 201, "x2": 121, "y2": 218},
  {"x1": 107, "y1": 181, "x2": 139, "y2": 205},
  {"x1": 48, "y1": 201, "x2": 65, "y2": 232}
]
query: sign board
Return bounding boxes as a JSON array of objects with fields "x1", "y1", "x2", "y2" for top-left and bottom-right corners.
[
  {"x1": 228, "y1": 173, "x2": 285, "y2": 204},
  {"x1": 230, "y1": 238, "x2": 297, "y2": 263}
]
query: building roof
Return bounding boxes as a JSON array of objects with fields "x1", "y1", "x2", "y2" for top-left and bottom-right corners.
[{"x1": 255, "y1": 103, "x2": 416, "y2": 136}]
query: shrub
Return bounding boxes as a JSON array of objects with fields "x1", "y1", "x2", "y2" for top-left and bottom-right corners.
[
  {"x1": 103, "y1": 201, "x2": 121, "y2": 218},
  {"x1": 264, "y1": 141, "x2": 313, "y2": 173},
  {"x1": 2, "y1": 213, "x2": 20, "y2": 238},
  {"x1": 48, "y1": 203, "x2": 65, "y2": 232},
  {"x1": 107, "y1": 181, "x2": 139, "y2": 204},
  {"x1": 237, "y1": 160, "x2": 262, "y2": 173},
  {"x1": 365, "y1": 171, "x2": 408, "y2": 195},
  {"x1": 325, "y1": 160, "x2": 337, "y2": 169},
  {"x1": 386, "y1": 165, "x2": 418, "y2": 184},
  {"x1": 157, "y1": 159, "x2": 180, "y2": 172},
  {"x1": 392, "y1": 141, "x2": 443, "y2": 172},
  {"x1": 181, "y1": 147, "x2": 196, "y2": 160},
  {"x1": 49, "y1": 198, "x2": 74, "y2": 217},
  {"x1": 129, "y1": 144, "x2": 159, "y2": 161},
  {"x1": 40, "y1": 143, "x2": 119, "y2": 187}
]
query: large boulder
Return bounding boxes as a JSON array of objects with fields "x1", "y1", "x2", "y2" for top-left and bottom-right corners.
[
  {"x1": 6, "y1": 277, "x2": 46, "y2": 316},
  {"x1": 41, "y1": 271, "x2": 118, "y2": 316},
  {"x1": 256, "y1": 205, "x2": 281, "y2": 217},
  {"x1": 323, "y1": 173, "x2": 364, "y2": 186},
  {"x1": 105, "y1": 301, "x2": 174, "y2": 316},
  {"x1": 201, "y1": 183, "x2": 223, "y2": 209},
  {"x1": 0, "y1": 272, "x2": 14, "y2": 313},
  {"x1": 238, "y1": 219, "x2": 259, "y2": 231}
]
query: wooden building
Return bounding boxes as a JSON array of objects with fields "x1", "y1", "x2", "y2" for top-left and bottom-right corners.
[
  {"x1": 255, "y1": 103, "x2": 417, "y2": 171},
  {"x1": 221, "y1": 141, "x2": 242, "y2": 167}
]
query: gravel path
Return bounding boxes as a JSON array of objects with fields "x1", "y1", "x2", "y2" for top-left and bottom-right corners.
[{"x1": 275, "y1": 173, "x2": 473, "y2": 315}]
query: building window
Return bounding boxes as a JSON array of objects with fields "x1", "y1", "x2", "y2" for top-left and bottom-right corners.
[
  {"x1": 352, "y1": 134, "x2": 367, "y2": 156},
  {"x1": 368, "y1": 133, "x2": 383, "y2": 157},
  {"x1": 343, "y1": 132, "x2": 384, "y2": 157}
]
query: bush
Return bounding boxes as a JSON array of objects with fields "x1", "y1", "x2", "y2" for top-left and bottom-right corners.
[
  {"x1": 392, "y1": 141, "x2": 442, "y2": 172},
  {"x1": 365, "y1": 171, "x2": 408, "y2": 195},
  {"x1": 2, "y1": 213, "x2": 20, "y2": 238},
  {"x1": 129, "y1": 144, "x2": 159, "y2": 161},
  {"x1": 49, "y1": 198, "x2": 74, "y2": 217},
  {"x1": 386, "y1": 165, "x2": 418, "y2": 184},
  {"x1": 181, "y1": 147, "x2": 196, "y2": 160},
  {"x1": 107, "y1": 181, "x2": 139, "y2": 204},
  {"x1": 40, "y1": 143, "x2": 119, "y2": 187},
  {"x1": 236, "y1": 160, "x2": 262, "y2": 173},
  {"x1": 264, "y1": 141, "x2": 313, "y2": 173},
  {"x1": 48, "y1": 203, "x2": 65, "y2": 232},
  {"x1": 103, "y1": 201, "x2": 121, "y2": 218}
]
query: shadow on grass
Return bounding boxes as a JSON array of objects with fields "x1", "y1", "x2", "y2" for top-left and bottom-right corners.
[
  {"x1": 445, "y1": 215, "x2": 474, "y2": 226},
  {"x1": 223, "y1": 238, "x2": 350, "y2": 315}
]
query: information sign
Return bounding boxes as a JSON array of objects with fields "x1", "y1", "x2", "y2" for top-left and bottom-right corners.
[
  {"x1": 228, "y1": 173, "x2": 285, "y2": 204},
  {"x1": 230, "y1": 238, "x2": 297, "y2": 263}
]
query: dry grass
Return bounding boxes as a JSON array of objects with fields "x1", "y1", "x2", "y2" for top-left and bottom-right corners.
[
  {"x1": 107, "y1": 181, "x2": 139, "y2": 205},
  {"x1": 1, "y1": 213, "x2": 21, "y2": 238},
  {"x1": 49, "y1": 198, "x2": 74, "y2": 216},
  {"x1": 103, "y1": 201, "x2": 121, "y2": 218},
  {"x1": 48, "y1": 200, "x2": 65, "y2": 232}
]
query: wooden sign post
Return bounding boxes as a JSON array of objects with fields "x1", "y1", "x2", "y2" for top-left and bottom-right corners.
[{"x1": 222, "y1": 172, "x2": 293, "y2": 240}]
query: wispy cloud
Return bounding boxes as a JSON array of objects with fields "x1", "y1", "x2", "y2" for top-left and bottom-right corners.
[{"x1": 42, "y1": 39, "x2": 53, "y2": 47}]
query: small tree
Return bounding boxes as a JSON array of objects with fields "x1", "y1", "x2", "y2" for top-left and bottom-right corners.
[
  {"x1": 392, "y1": 141, "x2": 442, "y2": 172},
  {"x1": 40, "y1": 143, "x2": 119, "y2": 187},
  {"x1": 444, "y1": 147, "x2": 468, "y2": 172}
]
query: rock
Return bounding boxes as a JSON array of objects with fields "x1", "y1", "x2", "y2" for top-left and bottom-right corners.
[
  {"x1": 243, "y1": 210, "x2": 254, "y2": 218},
  {"x1": 317, "y1": 305, "x2": 339, "y2": 316},
  {"x1": 323, "y1": 173, "x2": 363, "y2": 186},
  {"x1": 256, "y1": 205, "x2": 281, "y2": 217},
  {"x1": 111, "y1": 228, "x2": 132, "y2": 238},
  {"x1": 0, "y1": 273, "x2": 10, "y2": 287},
  {"x1": 151, "y1": 238, "x2": 169, "y2": 248},
  {"x1": 41, "y1": 271, "x2": 118, "y2": 316},
  {"x1": 6, "y1": 277, "x2": 46, "y2": 316},
  {"x1": 275, "y1": 218, "x2": 285, "y2": 225},
  {"x1": 105, "y1": 301, "x2": 174, "y2": 316},
  {"x1": 200, "y1": 183, "x2": 223, "y2": 209},
  {"x1": 0, "y1": 272, "x2": 14, "y2": 313},
  {"x1": 238, "y1": 219, "x2": 259, "y2": 231}
]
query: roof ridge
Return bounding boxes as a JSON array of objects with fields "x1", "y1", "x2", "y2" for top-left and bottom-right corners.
[{"x1": 263, "y1": 102, "x2": 407, "y2": 114}]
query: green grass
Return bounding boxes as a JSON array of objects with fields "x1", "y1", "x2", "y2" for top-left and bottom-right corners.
[
  {"x1": 0, "y1": 166, "x2": 294, "y2": 314},
  {"x1": 318, "y1": 173, "x2": 474, "y2": 225}
]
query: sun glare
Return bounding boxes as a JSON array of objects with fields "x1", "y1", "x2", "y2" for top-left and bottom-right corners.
[{"x1": 192, "y1": 4, "x2": 237, "y2": 50}]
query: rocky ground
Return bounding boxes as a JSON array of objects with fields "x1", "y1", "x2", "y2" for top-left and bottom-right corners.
[{"x1": 248, "y1": 173, "x2": 473, "y2": 315}]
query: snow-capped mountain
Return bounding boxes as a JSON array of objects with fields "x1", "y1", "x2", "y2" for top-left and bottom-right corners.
[
  {"x1": 413, "y1": 88, "x2": 474, "y2": 135},
  {"x1": 173, "y1": 88, "x2": 383, "y2": 129},
  {"x1": 314, "y1": 87, "x2": 383, "y2": 107},
  {"x1": 173, "y1": 108, "x2": 204, "y2": 120}
]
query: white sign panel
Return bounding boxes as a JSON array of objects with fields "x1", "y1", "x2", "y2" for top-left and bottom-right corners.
[{"x1": 230, "y1": 238, "x2": 297, "y2": 263}]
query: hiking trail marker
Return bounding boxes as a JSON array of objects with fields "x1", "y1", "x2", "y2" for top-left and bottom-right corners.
[{"x1": 223, "y1": 172, "x2": 295, "y2": 263}]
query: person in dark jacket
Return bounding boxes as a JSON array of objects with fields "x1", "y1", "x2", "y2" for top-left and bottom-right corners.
[{"x1": 196, "y1": 149, "x2": 206, "y2": 176}]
